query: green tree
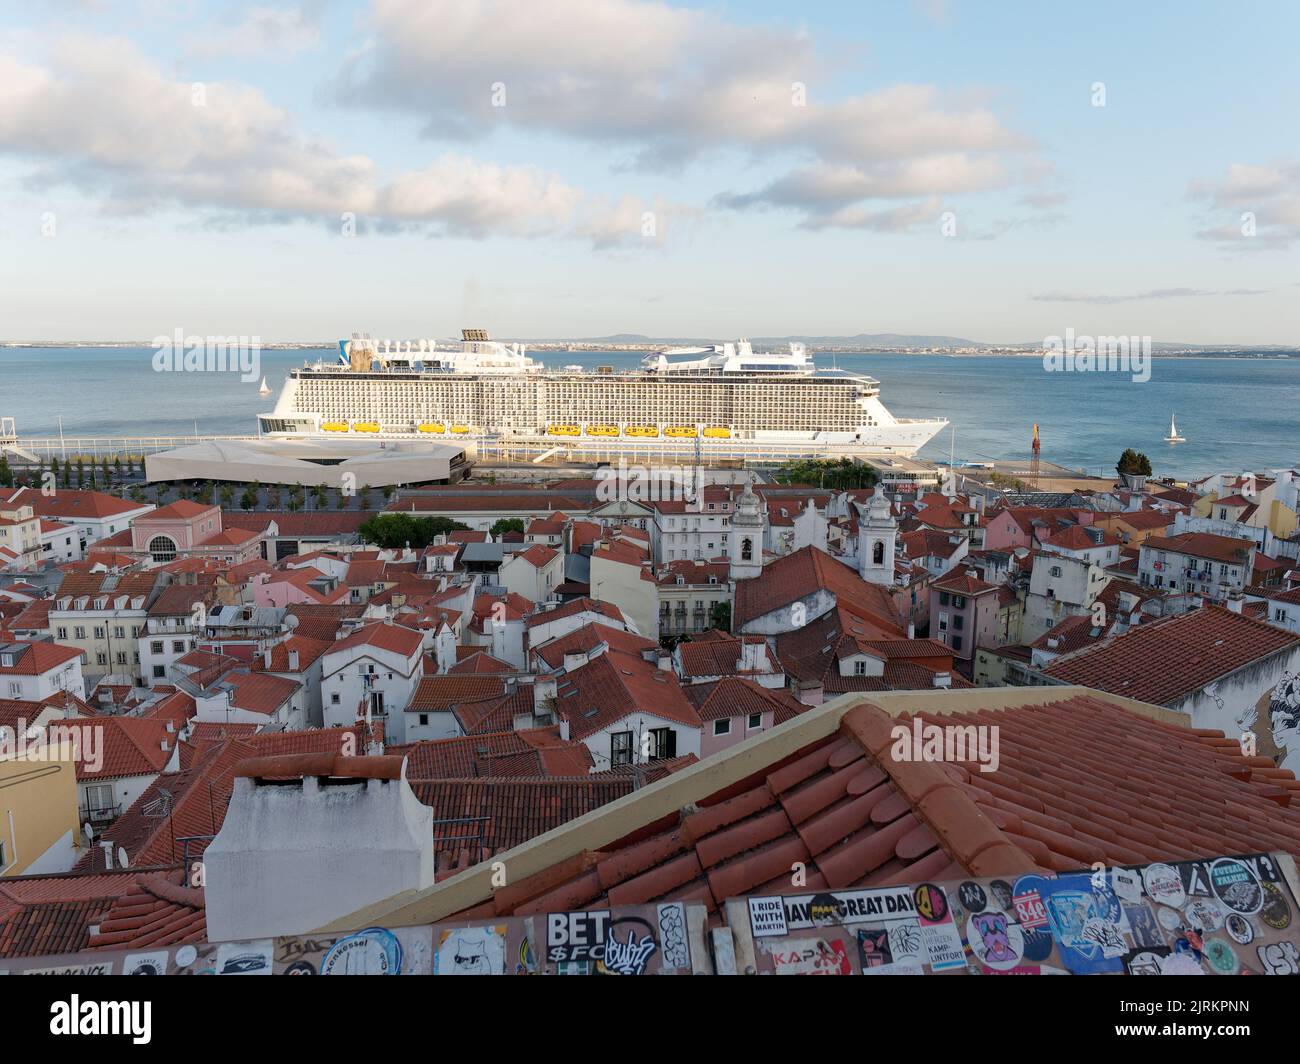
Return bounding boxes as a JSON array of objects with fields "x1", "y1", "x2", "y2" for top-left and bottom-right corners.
[
  {"x1": 359, "y1": 513, "x2": 470, "y2": 549},
  {"x1": 1116, "y1": 449, "x2": 1152, "y2": 477},
  {"x1": 240, "y1": 484, "x2": 258, "y2": 510},
  {"x1": 709, "y1": 601, "x2": 732, "y2": 633},
  {"x1": 490, "y1": 517, "x2": 526, "y2": 538},
  {"x1": 774, "y1": 457, "x2": 878, "y2": 491},
  {"x1": 0, "y1": 454, "x2": 12, "y2": 488}
]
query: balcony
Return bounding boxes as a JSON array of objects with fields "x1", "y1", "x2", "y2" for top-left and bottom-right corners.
[{"x1": 79, "y1": 803, "x2": 122, "y2": 825}]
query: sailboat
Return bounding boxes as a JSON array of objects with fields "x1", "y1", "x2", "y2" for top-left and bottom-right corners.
[
  {"x1": 1164, "y1": 414, "x2": 1186, "y2": 443},
  {"x1": 258, "y1": 376, "x2": 271, "y2": 397}
]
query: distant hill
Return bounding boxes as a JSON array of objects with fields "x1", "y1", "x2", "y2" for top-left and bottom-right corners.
[{"x1": 567, "y1": 332, "x2": 989, "y2": 348}]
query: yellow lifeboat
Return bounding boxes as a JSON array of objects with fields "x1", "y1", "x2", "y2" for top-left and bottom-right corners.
[
  {"x1": 626, "y1": 425, "x2": 659, "y2": 438},
  {"x1": 417, "y1": 423, "x2": 446, "y2": 434},
  {"x1": 450, "y1": 424, "x2": 471, "y2": 434},
  {"x1": 665, "y1": 426, "x2": 697, "y2": 439},
  {"x1": 548, "y1": 424, "x2": 581, "y2": 437},
  {"x1": 353, "y1": 422, "x2": 380, "y2": 433},
  {"x1": 586, "y1": 425, "x2": 620, "y2": 437},
  {"x1": 703, "y1": 426, "x2": 731, "y2": 439},
  {"x1": 321, "y1": 421, "x2": 349, "y2": 433}
]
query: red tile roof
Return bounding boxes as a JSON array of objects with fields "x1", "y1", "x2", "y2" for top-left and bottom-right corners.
[
  {"x1": 447, "y1": 690, "x2": 1300, "y2": 923},
  {"x1": 394, "y1": 728, "x2": 594, "y2": 779},
  {"x1": 0, "y1": 641, "x2": 83, "y2": 675},
  {"x1": 1143, "y1": 532, "x2": 1256, "y2": 566},
  {"x1": 328, "y1": 620, "x2": 424, "y2": 659},
  {"x1": 1042, "y1": 605, "x2": 1300, "y2": 704},
  {"x1": 691, "y1": 676, "x2": 807, "y2": 724},
  {"x1": 553, "y1": 651, "x2": 701, "y2": 741},
  {"x1": 532, "y1": 621, "x2": 658, "y2": 670},
  {"x1": 525, "y1": 597, "x2": 625, "y2": 630},
  {"x1": 734, "y1": 546, "x2": 902, "y2": 633},
  {"x1": 60, "y1": 716, "x2": 176, "y2": 781},
  {"x1": 142, "y1": 499, "x2": 217, "y2": 522},
  {"x1": 87, "y1": 870, "x2": 206, "y2": 950},
  {"x1": 410, "y1": 675, "x2": 507, "y2": 712}
]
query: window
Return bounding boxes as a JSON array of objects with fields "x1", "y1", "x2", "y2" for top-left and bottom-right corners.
[
  {"x1": 94, "y1": 627, "x2": 106, "y2": 640},
  {"x1": 419, "y1": 714, "x2": 429, "y2": 726},
  {"x1": 741, "y1": 537, "x2": 753, "y2": 562},
  {"x1": 953, "y1": 596, "x2": 967, "y2": 610},
  {"x1": 648, "y1": 727, "x2": 676, "y2": 760},
  {"x1": 172, "y1": 640, "x2": 186, "y2": 653},
  {"x1": 854, "y1": 660, "x2": 867, "y2": 675},
  {"x1": 74, "y1": 626, "x2": 85, "y2": 639},
  {"x1": 611, "y1": 730, "x2": 634, "y2": 766},
  {"x1": 939, "y1": 592, "x2": 950, "y2": 606},
  {"x1": 113, "y1": 626, "x2": 125, "y2": 640},
  {"x1": 57, "y1": 627, "x2": 68, "y2": 640},
  {"x1": 713, "y1": 719, "x2": 731, "y2": 736},
  {"x1": 147, "y1": 535, "x2": 178, "y2": 563},
  {"x1": 1050, "y1": 566, "x2": 1062, "y2": 578},
  {"x1": 331, "y1": 693, "x2": 340, "y2": 704},
  {"x1": 85, "y1": 783, "x2": 115, "y2": 814},
  {"x1": 953, "y1": 614, "x2": 964, "y2": 631},
  {"x1": 747, "y1": 713, "x2": 762, "y2": 730},
  {"x1": 952, "y1": 635, "x2": 963, "y2": 652},
  {"x1": 872, "y1": 540, "x2": 885, "y2": 565},
  {"x1": 152, "y1": 665, "x2": 165, "y2": 678},
  {"x1": 150, "y1": 641, "x2": 164, "y2": 654}
]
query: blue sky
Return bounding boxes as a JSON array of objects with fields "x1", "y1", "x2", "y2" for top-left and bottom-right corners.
[{"x1": 1, "y1": 0, "x2": 1297, "y2": 342}]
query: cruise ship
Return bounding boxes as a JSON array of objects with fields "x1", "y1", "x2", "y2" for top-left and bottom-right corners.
[{"x1": 257, "y1": 330, "x2": 948, "y2": 458}]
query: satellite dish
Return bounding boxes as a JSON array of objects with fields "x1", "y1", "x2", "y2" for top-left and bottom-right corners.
[
  {"x1": 83, "y1": 822, "x2": 95, "y2": 841},
  {"x1": 117, "y1": 847, "x2": 130, "y2": 869},
  {"x1": 285, "y1": 615, "x2": 300, "y2": 630}
]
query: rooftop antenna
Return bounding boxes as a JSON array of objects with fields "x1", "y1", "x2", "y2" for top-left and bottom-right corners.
[{"x1": 1030, "y1": 423, "x2": 1041, "y2": 491}]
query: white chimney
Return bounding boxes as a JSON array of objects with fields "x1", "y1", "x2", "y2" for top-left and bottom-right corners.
[
  {"x1": 100, "y1": 840, "x2": 115, "y2": 869},
  {"x1": 932, "y1": 671, "x2": 952, "y2": 689},
  {"x1": 559, "y1": 719, "x2": 570, "y2": 741},
  {"x1": 534, "y1": 675, "x2": 558, "y2": 707},
  {"x1": 657, "y1": 653, "x2": 672, "y2": 671},
  {"x1": 262, "y1": 648, "x2": 272, "y2": 669},
  {"x1": 204, "y1": 755, "x2": 433, "y2": 942},
  {"x1": 563, "y1": 650, "x2": 587, "y2": 672},
  {"x1": 287, "y1": 648, "x2": 300, "y2": 672},
  {"x1": 796, "y1": 681, "x2": 824, "y2": 707},
  {"x1": 907, "y1": 621, "x2": 916, "y2": 639},
  {"x1": 1226, "y1": 593, "x2": 1244, "y2": 614},
  {"x1": 739, "y1": 639, "x2": 764, "y2": 673}
]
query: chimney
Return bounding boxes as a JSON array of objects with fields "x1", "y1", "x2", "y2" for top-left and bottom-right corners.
[
  {"x1": 287, "y1": 648, "x2": 300, "y2": 672},
  {"x1": 931, "y1": 671, "x2": 952, "y2": 689},
  {"x1": 204, "y1": 755, "x2": 433, "y2": 941},
  {"x1": 99, "y1": 840, "x2": 114, "y2": 870},
  {"x1": 559, "y1": 719, "x2": 570, "y2": 741},
  {"x1": 534, "y1": 675, "x2": 558, "y2": 707},
  {"x1": 657, "y1": 653, "x2": 672, "y2": 672},
  {"x1": 907, "y1": 621, "x2": 916, "y2": 639},
  {"x1": 563, "y1": 650, "x2": 587, "y2": 672},
  {"x1": 262, "y1": 648, "x2": 272, "y2": 669},
  {"x1": 795, "y1": 680, "x2": 823, "y2": 707},
  {"x1": 739, "y1": 639, "x2": 764, "y2": 673},
  {"x1": 1226, "y1": 593, "x2": 1244, "y2": 614}
]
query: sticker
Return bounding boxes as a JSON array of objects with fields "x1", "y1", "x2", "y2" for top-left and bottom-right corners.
[
  {"x1": 1112, "y1": 867, "x2": 1143, "y2": 904},
  {"x1": 1259, "y1": 881, "x2": 1292, "y2": 930},
  {"x1": 121, "y1": 951, "x2": 170, "y2": 976},
  {"x1": 1125, "y1": 948, "x2": 1170, "y2": 975},
  {"x1": 778, "y1": 887, "x2": 918, "y2": 929},
  {"x1": 988, "y1": 880, "x2": 1014, "y2": 912},
  {"x1": 965, "y1": 910, "x2": 1025, "y2": 971},
  {"x1": 214, "y1": 941, "x2": 273, "y2": 976},
  {"x1": 1123, "y1": 904, "x2": 1165, "y2": 948},
  {"x1": 1012, "y1": 889, "x2": 1049, "y2": 930},
  {"x1": 1021, "y1": 873, "x2": 1124, "y2": 975},
  {"x1": 1183, "y1": 898, "x2": 1224, "y2": 933},
  {"x1": 1156, "y1": 906, "x2": 1183, "y2": 932},
  {"x1": 1203, "y1": 940, "x2": 1239, "y2": 974},
  {"x1": 174, "y1": 945, "x2": 197, "y2": 968},
  {"x1": 323, "y1": 927, "x2": 403, "y2": 975},
  {"x1": 597, "y1": 917, "x2": 659, "y2": 976},
  {"x1": 1225, "y1": 913, "x2": 1254, "y2": 945},
  {"x1": 1142, "y1": 863, "x2": 1187, "y2": 908},
  {"x1": 284, "y1": 961, "x2": 315, "y2": 975},
  {"x1": 657, "y1": 903, "x2": 690, "y2": 971},
  {"x1": 748, "y1": 896, "x2": 788, "y2": 938},
  {"x1": 1020, "y1": 927, "x2": 1054, "y2": 962},
  {"x1": 856, "y1": 927, "x2": 894, "y2": 969},
  {"x1": 1208, "y1": 857, "x2": 1263, "y2": 915},
  {"x1": 1160, "y1": 951, "x2": 1204, "y2": 975},
  {"x1": 516, "y1": 936, "x2": 537, "y2": 976},
  {"x1": 548, "y1": 910, "x2": 610, "y2": 964},
  {"x1": 769, "y1": 938, "x2": 852, "y2": 976},
  {"x1": 912, "y1": 883, "x2": 950, "y2": 924},
  {"x1": 433, "y1": 926, "x2": 505, "y2": 975},
  {"x1": 958, "y1": 882, "x2": 987, "y2": 914},
  {"x1": 1256, "y1": 941, "x2": 1300, "y2": 975}
]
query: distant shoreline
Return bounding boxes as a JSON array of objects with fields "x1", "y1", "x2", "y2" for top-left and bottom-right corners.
[{"x1": 3, "y1": 342, "x2": 1297, "y2": 360}]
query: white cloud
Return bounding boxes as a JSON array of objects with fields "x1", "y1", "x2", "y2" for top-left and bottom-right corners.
[
  {"x1": 1191, "y1": 159, "x2": 1300, "y2": 249},
  {"x1": 333, "y1": 0, "x2": 1048, "y2": 230},
  {"x1": 184, "y1": 3, "x2": 328, "y2": 60},
  {"x1": 0, "y1": 36, "x2": 670, "y2": 246}
]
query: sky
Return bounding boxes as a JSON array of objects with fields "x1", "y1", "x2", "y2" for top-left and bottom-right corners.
[{"x1": 0, "y1": 0, "x2": 1297, "y2": 343}]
